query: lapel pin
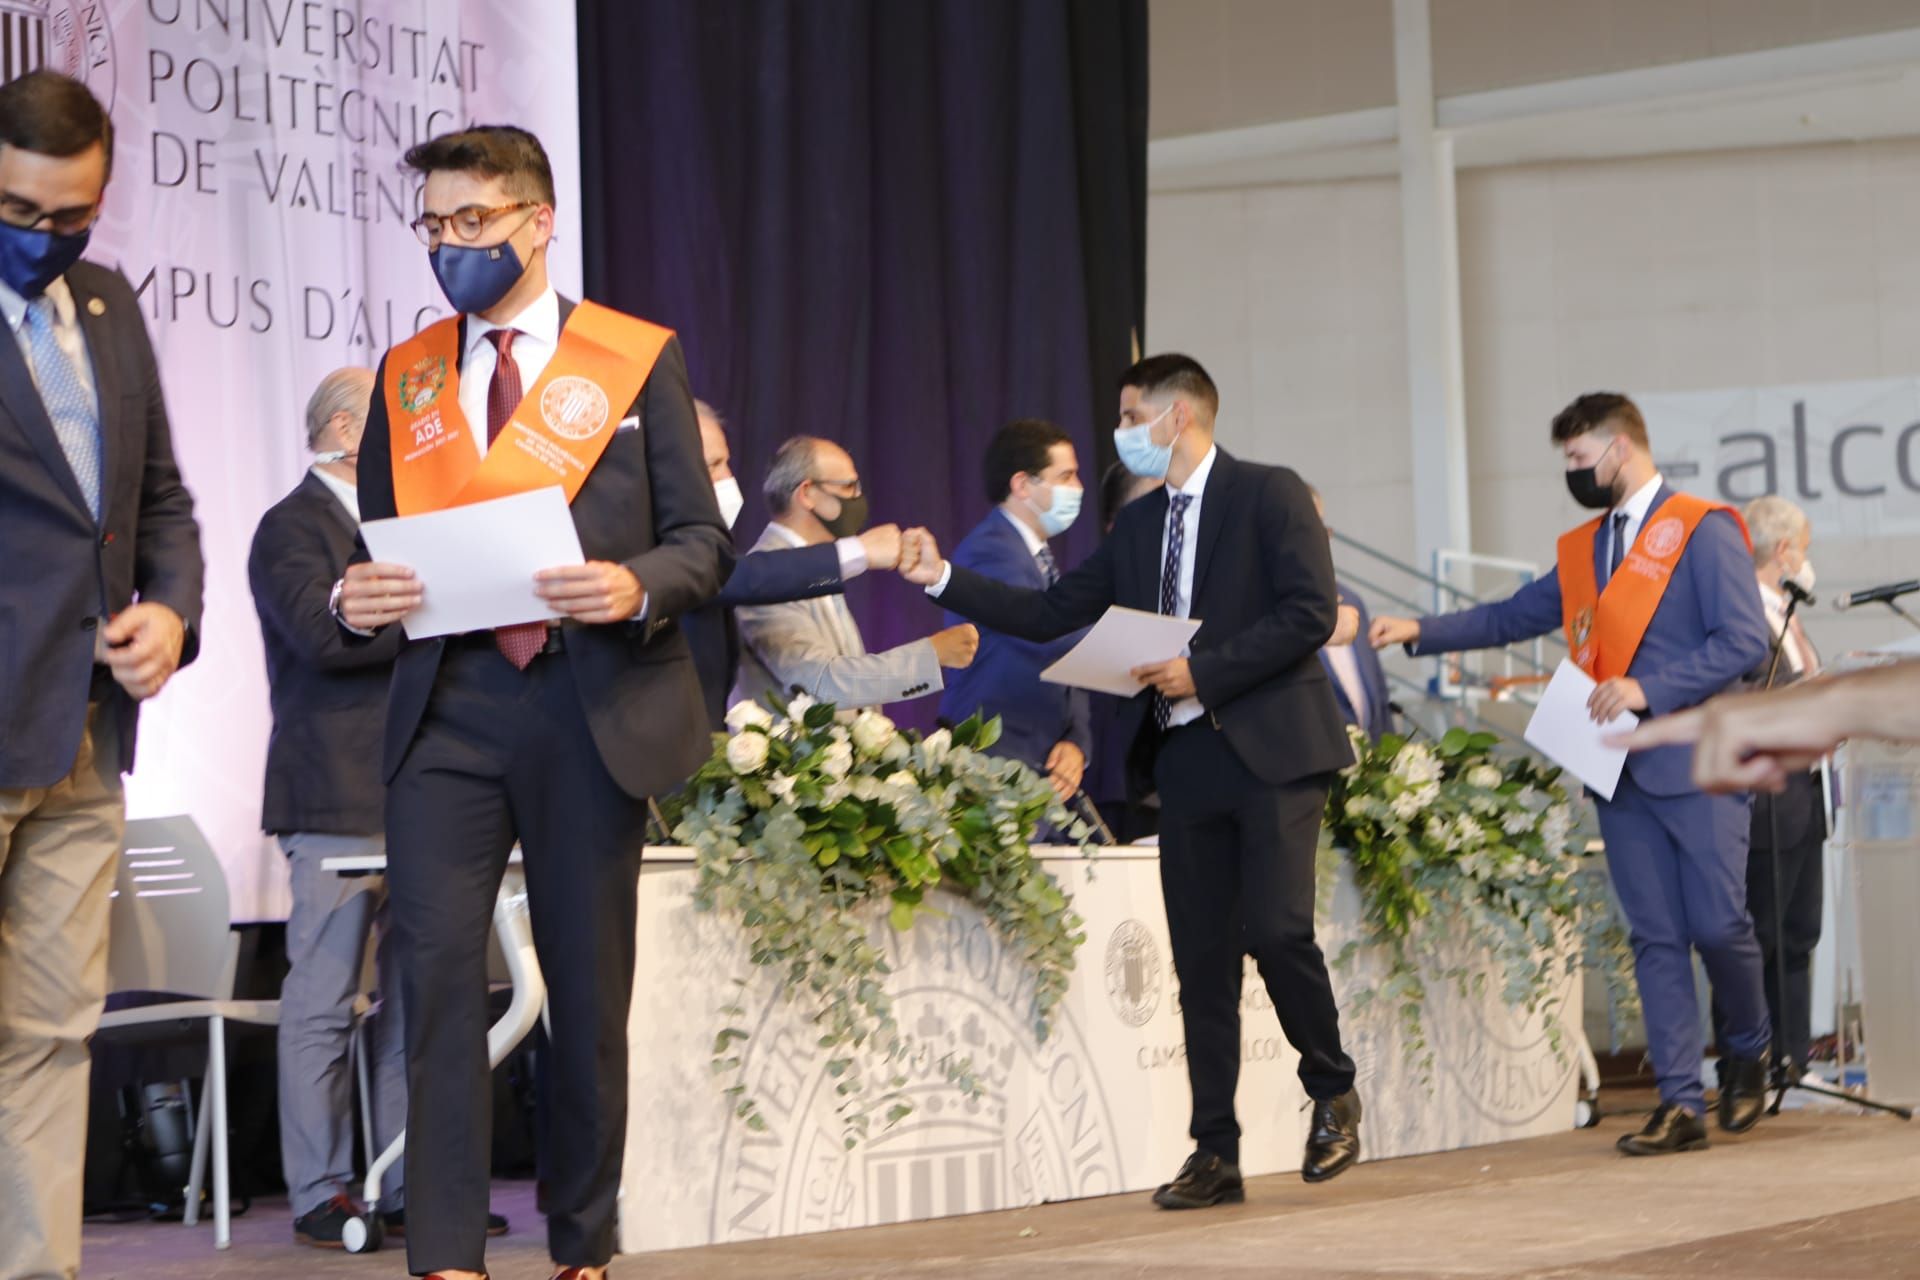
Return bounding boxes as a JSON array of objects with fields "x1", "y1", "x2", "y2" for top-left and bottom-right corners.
[{"x1": 86, "y1": 297, "x2": 105, "y2": 316}]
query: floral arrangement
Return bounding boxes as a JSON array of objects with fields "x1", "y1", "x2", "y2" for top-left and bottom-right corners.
[
  {"x1": 664, "y1": 695, "x2": 1091, "y2": 1147},
  {"x1": 1323, "y1": 726, "x2": 1634, "y2": 1073}
]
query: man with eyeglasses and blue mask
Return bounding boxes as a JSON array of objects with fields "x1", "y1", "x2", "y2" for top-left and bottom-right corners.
[
  {"x1": 333, "y1": 125, "x2": 730, "y2": 1280},
  {"x1": 937, "y1": 419, "x2": 1093, "y2": 808},
  {"x1": 0, "y1": 70, "x2": 204, "y2": 1280},
  {"x1": 900, "y1": 355, "x2": 1364, "y2": 1206}
]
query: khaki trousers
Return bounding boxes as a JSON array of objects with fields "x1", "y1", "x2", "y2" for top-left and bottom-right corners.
[{"x1": 0, "y1": 707, "x2": 125, "y2": 1280}]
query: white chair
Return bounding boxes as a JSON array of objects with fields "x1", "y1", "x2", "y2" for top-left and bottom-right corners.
[{"x1": 96, "y1": 815, "x2": 277, "y2": 1251}]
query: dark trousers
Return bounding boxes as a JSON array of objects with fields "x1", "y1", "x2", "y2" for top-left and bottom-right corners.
[
  {"x1": 1153, "y1": 720, "x2": 1354, "y2": 1165},
  {"x1": 1714, "y1": 771, "x2": 1825, "y2": 1075},
  {"x1": 384, "y1": 642, "x2": 645, "y2": 1274}
]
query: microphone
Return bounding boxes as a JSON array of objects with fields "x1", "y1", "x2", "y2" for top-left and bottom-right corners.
[
  {"x1": 1780, "y1": 577, "x2": 1816, "y2": 608},
  {"x1": 1833, "y1": 580, "x2": 1920, "y2": 611}
]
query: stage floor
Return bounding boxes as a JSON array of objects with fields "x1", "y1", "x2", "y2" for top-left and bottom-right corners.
[{"x1": 83, "y1": 1097, "x2": 1920, "y2": 1278}]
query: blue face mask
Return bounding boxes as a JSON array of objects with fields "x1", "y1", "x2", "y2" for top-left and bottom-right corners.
[
  {"x1": 1032, "y1": 480, "x2": 1083, "y2": 536},
  {"x1": 429, "y1": 238, "x2": 526, "y2": 315},
  {"x1": 1113, "y1": 405, "x2": 1176, "y2": 478},
  {"x1": 0, "y1": 222, "x2": 91, "y2": 299}
]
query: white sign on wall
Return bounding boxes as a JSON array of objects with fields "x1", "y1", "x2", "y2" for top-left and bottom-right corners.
[
  {"x1": 28, "y1": 1, "x2": 583, "y2": 919},
  {"x1": 1638, "y1": 376, "x2": 1920, "y2": 538}
]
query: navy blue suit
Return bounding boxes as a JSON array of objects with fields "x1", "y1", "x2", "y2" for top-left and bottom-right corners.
[
  {"x1": 683, "y1": 541, "x2": 844, "y2": 730},
  {"x1": 1415, "y1": 486, "x2": 1773, "y2": 1113},
  {"x1": 938, "y1": 511, "x2": 1090, "y2": 774},
  {"x1": 1319, "y1": 585, "x2": 1393, "y2": 741}
]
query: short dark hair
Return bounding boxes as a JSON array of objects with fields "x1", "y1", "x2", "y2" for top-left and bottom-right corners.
[
  {"x1": 0, "y1": 71, "x2": 113, "y2": 176},
  {"x1": 1550, "y1": 392, "x2": 1649, "y2": 450},
  {"x1": 404, "y1": 125, "x2": 555, "y2": 206},
  {"x1": 982, "y1": 419, "x2": 1070, "y2": 505},
  {"x1": 1118, "y1": 353, "x2": 1218, "y2": 419}
]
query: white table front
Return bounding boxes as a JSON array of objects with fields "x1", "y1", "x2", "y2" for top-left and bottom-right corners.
[{"x1": 619, "y1": 846, "x2": 1580, "y2": 1253}]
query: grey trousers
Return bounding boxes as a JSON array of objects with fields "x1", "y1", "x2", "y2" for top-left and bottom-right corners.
[
  {"x1": 277, "y1": 832, "x2": 407, "y2": 1216},
  {"x1": 0, "y1": 705, "x2": 124, "y2": 1280}
]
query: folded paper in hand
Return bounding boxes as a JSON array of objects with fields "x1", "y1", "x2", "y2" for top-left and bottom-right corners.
[
  {"x1": 359, "y1": 487, "x2": 584, "y2": 640},
  {"x1": 1040, "y1": 605, "x2": 1202, "y2": 697},
  {"x1": 1523, "y1": 659, "x2": 1635, "y2": 801}
]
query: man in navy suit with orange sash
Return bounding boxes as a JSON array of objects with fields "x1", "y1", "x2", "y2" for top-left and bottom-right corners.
[
  {"x1": 336, "y1": 126, "x2": 730, "y2": 1280},
  {"x1": 1372, "y1": 393, "x2": 1773, "y2": 1157}
]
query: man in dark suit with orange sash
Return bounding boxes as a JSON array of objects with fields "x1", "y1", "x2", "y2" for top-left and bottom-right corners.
[
  {"x1": 1372, "y1": 393, "x2": 1773, "y2": 1157},
  {"x1": 335, "y1": 127, "x2": 730, "y2": 1280}
]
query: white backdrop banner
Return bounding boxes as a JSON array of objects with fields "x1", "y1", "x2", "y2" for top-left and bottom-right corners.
[
  {"x1": 31, "y1": 1, "x2": 582, "y2": 919},
  {"x1": 1638, "y1": 377, "x2": 1920, "y2": 538}
]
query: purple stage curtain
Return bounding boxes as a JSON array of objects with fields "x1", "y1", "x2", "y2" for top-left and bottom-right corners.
[{"x1": 577, "y1": 0, "x2": 1147, "y2": 725}]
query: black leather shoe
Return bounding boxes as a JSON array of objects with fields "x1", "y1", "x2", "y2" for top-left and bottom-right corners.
[
  {"x1": 1303, "y1": 1091, "x2": 1362, "y2": 1183},
  {"x1": 292, "y1": 1192, "x2": 365, "y2": 1247},
  {"x1": 1717, "y1": 1056, "x2": 1769, "y2": 1133},
  {"x1": 1152, "y1": 1150, "x2": 1244, "y2": 1209},
  {"x1": 1616, "y1": 1102, "x2": 1709, "y2": 1156}
]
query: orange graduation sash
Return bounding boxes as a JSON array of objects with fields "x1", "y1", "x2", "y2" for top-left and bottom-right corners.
[
  {"x1": 381, "y1": 300, "x2": 673, "y2": 515},
  {"x1": 1557, "y1": 493, "x2": 1750, "y2": 681}
]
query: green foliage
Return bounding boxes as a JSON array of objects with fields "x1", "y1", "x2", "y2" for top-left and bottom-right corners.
[
  {"x1": 1322, "y1": 727, "x2": 1637, "y2": 1078},
  {"x1": 664, "y1": 694, "x2": 1091, "y2": 1148}
]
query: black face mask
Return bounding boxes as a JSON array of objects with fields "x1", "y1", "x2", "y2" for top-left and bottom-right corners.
[
  {"x1": 1564, "y1": 440, "x2": 1621, "y2": 510},
  {"x1": 818, "y1": 491, "x2": 869, "y2": 539}
]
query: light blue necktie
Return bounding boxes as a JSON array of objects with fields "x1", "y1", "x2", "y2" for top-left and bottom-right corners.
[{"x1": 24, "y1": 294, "x2": 101, "y2": 521}]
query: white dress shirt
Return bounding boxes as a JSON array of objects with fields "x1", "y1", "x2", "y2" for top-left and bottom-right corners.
[
  {"x1": 0, "y1": 275, "x2": 97, "y2": 406},
  {"x1": 999, "y1": 506, "x2": 1048, "y2": 559},
  {"x1": 1157, "y1": 444, "x2": 1217, "y2": 728},
  {"x1": 310, "y1": 466, "x2": 360, "y2": 522},
  {"x1": 1758, "y1": 580, "x2": 1819, "y2": 677},
  {"x1": 1603, "y1": 472, "x2": 1665, "y2": 576},
  {"x1": 766, "y1": 518, "x2": 870, "y2": 581},
  {"x1": 1322, "y1": 634, "x2": 1370, "y2": 730},
  {"x1": 458, "y1": 287, "x2": 561, "y2": 456}
]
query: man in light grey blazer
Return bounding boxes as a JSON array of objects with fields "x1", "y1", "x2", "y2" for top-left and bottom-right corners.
[{"x1": 733, "y1": 437, "x2": 977, "y2": 711}]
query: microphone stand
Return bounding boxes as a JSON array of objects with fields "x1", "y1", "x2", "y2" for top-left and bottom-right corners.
[
  {"x1": 1883, "y1": 598, "x2": 1920, "y2": 633},
  {"x1": 1761, "y1": 587, "x2": 1911, "y2": 1119}
]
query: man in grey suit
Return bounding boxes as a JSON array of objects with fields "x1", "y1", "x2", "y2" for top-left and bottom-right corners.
[
  {"x1": 0, "y1": 71, "x2": 203, "y2": 1278},
  {"x1": 733, "y1": 436, "x2": 977, "y2": 710}
]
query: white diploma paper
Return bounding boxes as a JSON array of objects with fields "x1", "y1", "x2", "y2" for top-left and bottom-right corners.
[
  {"x1": 1523, "y1": 659, "x2": 1636, "y2": 801},
  {"x1": 359, "y1": 487, "x2": 584, "y2": 640},
  {"x1": 1040, "y1": 605, "x2": 1202, "y2": 697}
]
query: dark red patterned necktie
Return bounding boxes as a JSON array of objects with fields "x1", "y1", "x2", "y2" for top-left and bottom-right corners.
[{"x1": 486, "y1": 328, "x2": 547, "y2": 669}]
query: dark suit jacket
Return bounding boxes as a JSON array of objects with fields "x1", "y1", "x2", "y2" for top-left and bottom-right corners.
[
  {"x1": 1319, "y1": 585, "x2": 1393, "y2": 741},
  {"x1": 248, "y1": 472, "x2": 403, "y2": 834},
  {"x1": 0, "y1": 261, "x2": 203, "y2": 788},
  {"x1": 355, "y1": 296, "x2": 733, "y2": 800},
  {"x1": 1415, "y1": 484, "x2": 1770, "y2": 797},
  {"x1": 938, "y1": 510, "x2": 1090, "y2": 773},
  {"x1": 685, "y1": 541, "x2": 844, "y2": 731},
  {"x1": 937, "y1": 448, "x2": 1351, "y2": 795}
]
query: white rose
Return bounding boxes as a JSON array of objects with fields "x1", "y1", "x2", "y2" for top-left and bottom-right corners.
[
  {"x1": 725, "y1": 700, "x2": 774, "y2": 733},
  {"x1": 726, "y1": 731, "x2": 769, "y2": 774},
  {"x1": 1467, "y1": 764, "x2": 1502, "y2": 790},
  {"x1": 822, "y1": 741, "x2": 854, "y2": 778},
  {"x1": 881, "y1": 735, "x2": 912, "y2": 765},
  {"x1": 786, "y1": 693, "x2": 818, "y2": 722},
  {"x1": 885, "y1": 770, "x2": 918, "y2": 790},
  {"x1": 767, "y1": 774, "x2": 797, "y2": 802},
  {"x1": 920, "y1": 728, "x2": 953, "y2": 768},
  {"x1": 820, "y1": 780, "x2": 850, "y2": 807},
  {"x1": 851, "y1": 710, "x2": 898, "y2": 758}
]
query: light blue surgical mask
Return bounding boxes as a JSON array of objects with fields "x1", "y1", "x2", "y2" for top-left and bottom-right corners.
[
  {"x1": 1114, "y1": 405, "x2": 1175, "y2": 478},
  {"x1": 1031, "y1": 480, "x2": 1083, "y2": 536}
]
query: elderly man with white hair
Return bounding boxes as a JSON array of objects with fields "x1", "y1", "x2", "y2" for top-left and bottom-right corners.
[
  {"x1": 246, "y1": 368, "x2": 509, "y2": 1247},
  {"x1": 1712, "y1": 494, "x2": 1827, "y2": 1091}
]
